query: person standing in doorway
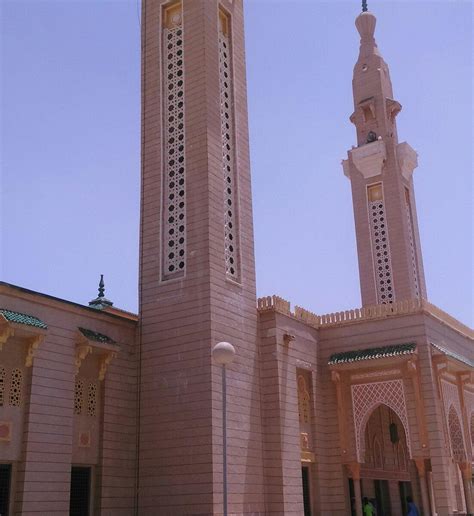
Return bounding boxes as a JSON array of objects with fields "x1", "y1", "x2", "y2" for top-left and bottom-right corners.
[
  {"x1": 363, "y1": 497, "x2": 375, "y2": 516},
  {"x1": 406, "y1": 496, "x2": 420, "y2": 516}
]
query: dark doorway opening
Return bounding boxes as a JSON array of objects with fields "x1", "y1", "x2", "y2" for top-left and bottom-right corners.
[
  {"x1": 374, "y1": 479, "x2": 391, "y2": 515},
  {"x1": 301, "y1": 466, "x2": 312, "y2": 516},
  {"x1": 348, "y1": 478, "x2": 356, "y2": 516},
  {"x1": 398, "y1": 481, "x2": 413, "y2": 516},
  {"x1": 0, "y1": 464, "x2": 11, "y2": 516},
  {"x1": 69, "y1": 466, "x2": 91, "y2": 516}
]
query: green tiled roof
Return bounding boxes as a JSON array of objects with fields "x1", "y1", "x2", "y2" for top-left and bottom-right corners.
[
  {"x1": 0, "y1": 309, "x2": 47, "y2": 329},
  {"x1": 328, "y1": 343, "x2": 416, "y2": 365},
  {"x1": 431, "y1": 343, "x2": 473, "y2": 368},
  {"x1": 78, "y1": 327, "x2": 116, "y2": 345}
]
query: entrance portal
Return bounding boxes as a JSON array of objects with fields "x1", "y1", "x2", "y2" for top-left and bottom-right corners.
[{"x1": 360, "y1": 405, "x2": 412, "y2": 516}]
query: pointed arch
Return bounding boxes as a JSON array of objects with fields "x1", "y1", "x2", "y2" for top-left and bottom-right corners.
[{"x1": 351, "y1": 380, "x2": 412, "y2": 462}]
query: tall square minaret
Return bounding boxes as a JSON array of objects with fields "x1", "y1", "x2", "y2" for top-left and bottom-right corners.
[
  {"x1": 138, "y1": 1, "x2": 264, "y2": 513},
  {"x1": 343, "y1": 10, "x2": 427, "y2": 306}
]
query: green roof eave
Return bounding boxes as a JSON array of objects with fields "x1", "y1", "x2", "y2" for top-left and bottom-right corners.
[
  {"x1": 328, "y1": 342, "x2": 416, "y2": 365},
  {"x1": 0, "y1": 309, "x2": 48, "y2": 330},
  {"x1": 78, "y1": 327, "x2": 117, "y2": 345}
]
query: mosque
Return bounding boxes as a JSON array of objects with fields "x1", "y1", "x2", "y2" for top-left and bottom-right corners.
[{"x1": 0, "y1": 1, "x2": 472, "y2": 515}]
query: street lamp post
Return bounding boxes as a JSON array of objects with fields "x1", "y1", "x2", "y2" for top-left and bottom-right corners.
[{"x1": 212, "y1": 341, "x2": 236, "y2": 516}]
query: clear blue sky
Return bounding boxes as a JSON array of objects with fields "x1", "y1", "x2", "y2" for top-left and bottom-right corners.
[{"x1": 1, "y1": 1, "x2": 472, "y2": 326}]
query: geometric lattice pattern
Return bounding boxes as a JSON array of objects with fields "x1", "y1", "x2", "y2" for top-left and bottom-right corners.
[
  {"x1": 404, "y1": 189, "x2": 420, "y2": 298},
  {"x1": 87, "y1": 382, "x2": 98, "y2": 417},
  {"x1": 0, "y1": 367, "x2": 5, "y2": 407},
  {"x1": 9, "y1": 368, "x2": 23, "y2": 407},
  {"x1": 368, "y1": 197, "x2": 395, "y2": 303},
  {"x1": 351, "y1": 379, "x2": 411, "y2": 461},
  {"x1": 218, "y1": 17, "x2": 239, "y2": 281},
  {"x1": 74, "y1": 378, "x2": 84, "y2": 415},
  {"x1": 448, "y1": 405, "x2": 466, "y2": 461},
  {"x1": 441, "y1": 380, "x2": 467, "y2": 461},
  {"x1": 162, "y1": 14, "x2": 186, "y2": 279}
]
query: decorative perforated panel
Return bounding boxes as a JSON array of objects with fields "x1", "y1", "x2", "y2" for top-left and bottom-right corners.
[
  {"x1": 9, "y1": 368, "x2": 23, "y2": 407},
  {"x1": 441, "y1": 380, "x2": 467, "y2": 461},
  {"x1": 405, "y1": 189, "x2": 420, "y2": 298},
  {"x1": 87, "y1": 382, "x2": 97, "y2": 417},
  {"x1": 297, "y1": 374, "x2": 311, "y2": 424},
  {"x1": 368, "y1": 185, "x2": 395, "y2": 303},
  {"x1": 0, "y1": 367, "x2": 5, "y2": 407},
  {"x1": 219, "y1": 14, "x2": 239, "y2": 281},
  {"x1": 162, "y1": 9, "x2": 186, "y2": 280},
  {"x1": 351, "y1": 380, "x2": 411, "y2": 462},
  {"x1": 448, "y1": 406, "x2": 465, "y2": 461},
  {"x1": 74, "y1": 378, "x2": 84, "y2": 415},
  {"x1": 464, "y1": 390, "x2": 474, "y2": 453}
]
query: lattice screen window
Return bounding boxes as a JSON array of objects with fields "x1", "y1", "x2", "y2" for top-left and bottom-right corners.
[
  {"x1": 404, "y1": 188, "x2": 420, "y2": 298},
  {"x1": 368, "y1": 184, "x2": 395, "y2": 303},
  {"x1": 74, "y1": 378, "x2": 84, "y2": 415},
  {"x1": 297, "y1": 374, "x2": 311, "y2": 424},
  {"x1": 162, "y1": 3, "x2": 186, "y2": 280},
  {"x1": 219, "y1": 12, "x2": 240, "y2": 281},
  {"x1": 0, "y1": 367, "x2": 5, "y2": 407},
  {"x1": 87, "y1": 382, "x2": 98, "y2": 417},
  {"x1": 9, "y1": 368, "x2": 23, "y2": 407}
]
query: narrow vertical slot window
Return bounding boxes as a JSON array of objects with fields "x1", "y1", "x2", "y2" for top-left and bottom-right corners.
[
  {"x1": 367, "y1": 184, "x2": 395, "y2": 304},
  {"x1": 162, "y1": 3, "x2": 186, "y2": 280},
  {"x1": 218, "y1": 10, "x2": 240, "y2": 281}
]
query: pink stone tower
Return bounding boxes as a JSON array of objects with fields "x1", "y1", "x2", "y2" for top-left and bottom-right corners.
[
  {"x1": 138, "y1": 1, "x2": 264, "y2": 514},
  {"x1": 343, "y1": 9, "x2": 427, "y2": 306}
]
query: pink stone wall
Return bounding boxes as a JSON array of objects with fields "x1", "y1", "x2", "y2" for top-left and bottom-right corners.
[{"x1": 0, "y1": 285, "x2": 136, "y2": 515}]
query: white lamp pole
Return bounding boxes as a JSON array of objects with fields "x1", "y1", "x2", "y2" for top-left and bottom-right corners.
[{"x1": 212, "y1": 341, "x2": 236, "y2": 516}]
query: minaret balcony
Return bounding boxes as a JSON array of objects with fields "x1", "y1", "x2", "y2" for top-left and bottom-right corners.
[
  {"x1": 396, "y1": 142, "x2": 418, "y2": 181},
  {"x1": 343, "y1": 139, "x2": 386, "y2": 179}
]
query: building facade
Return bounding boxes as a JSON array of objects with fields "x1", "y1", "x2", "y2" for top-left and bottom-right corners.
[{"x1": 0, "y1": 1, "x2": 472, "y2": 515}]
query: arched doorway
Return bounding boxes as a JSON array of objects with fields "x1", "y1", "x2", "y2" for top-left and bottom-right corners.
[{"x1": 359, "y1": 404, "x2": 414, "y2": 516}]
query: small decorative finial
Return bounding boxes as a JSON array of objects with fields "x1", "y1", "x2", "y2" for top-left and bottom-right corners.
[
  {"x1": 89, "y1": 274, "x2": 113, "y2": 309},
  {"x1": 98, "y1": 274, "x2": 105, "y2": 298},
  {"x1": 362, "y1": 0, "x2": 368, "y2": 12}
]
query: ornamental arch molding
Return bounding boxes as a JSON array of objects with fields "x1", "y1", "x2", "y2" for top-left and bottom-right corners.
[
  {"x1": 464, "y1": 390, "x2": 474, "y2": 453},
  {"x1": 351, "y1": 379, "x2": 412, "y2": 462},
  {"x1": 441, "y1": 379, "x2": 468, "y2": 459}
]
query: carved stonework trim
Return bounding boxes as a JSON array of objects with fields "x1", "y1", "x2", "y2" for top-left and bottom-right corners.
[
  {"x1": 346, "y1": 461, "x2": 361, "y2": 480},
  {"x1": 79, "y1": 430, "x2": 91, "y2": 448},
  {"x1": 25, "y1": 335, "x2": 44, "y2": 367},
  {"x1": 351, "y1": 369, "x2": 401, "y2": 381},
  {"x1": 75, "y1": 344, "x2": 92, "y2": 376},
  {"x1": 163, "y1": 2, "x2": 182, "y2": 30},
  {"x1": 0, "y1": 323, "x2": 14, "y2": 351},
  {"x1": 0, "y1": 421, "x2": 12, "y2": 441},
  {"x1": 99, "y1": 351, "x2": 117, "y2": 381}
]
